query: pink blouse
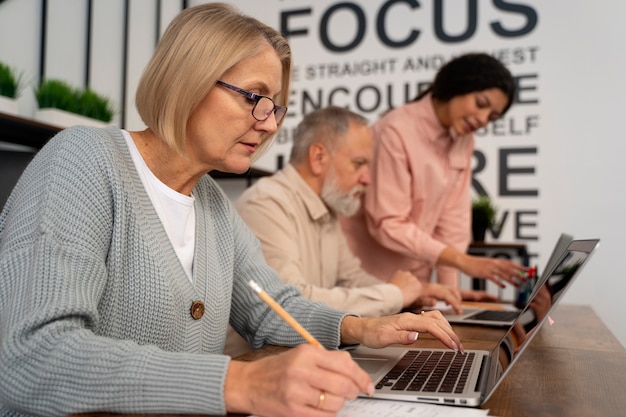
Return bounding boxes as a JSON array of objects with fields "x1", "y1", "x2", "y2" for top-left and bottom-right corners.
[{"x1": 340, "y1": 95, "x2": 474, "y2": 286}]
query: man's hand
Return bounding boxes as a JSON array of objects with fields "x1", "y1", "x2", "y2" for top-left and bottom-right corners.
[
  {"x1": 388, "y1": 270, "x2": 424, "y2": 308},
  {"x1": 413, "y1": 283, "x2": 463, "y2": 314}
]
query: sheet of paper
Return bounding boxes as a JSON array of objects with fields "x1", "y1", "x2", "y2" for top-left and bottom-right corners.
[
  {"x1": 249, "y1": 398, "x2": 496, "y2": 417},
  {"x1": 337, "y1": 398, "x2": 493, "y2": 417}
]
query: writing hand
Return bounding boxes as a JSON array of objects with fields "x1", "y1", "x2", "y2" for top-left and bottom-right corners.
[{"x1": 225, "y1": 344, "x2": 373, "y2": 417}]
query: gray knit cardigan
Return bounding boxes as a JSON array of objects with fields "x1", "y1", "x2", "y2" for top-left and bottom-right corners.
[{"x1": 0, "y1": 126, "x2": 347, "y2": 417}]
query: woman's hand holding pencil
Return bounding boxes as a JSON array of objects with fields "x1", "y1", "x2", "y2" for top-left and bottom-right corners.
[
  {"x1": 224, "y1": 280, "x2": 373, "y2": 416},
  {"x1": 237, "y1": 279, "x2": 463, "y2": 416}
]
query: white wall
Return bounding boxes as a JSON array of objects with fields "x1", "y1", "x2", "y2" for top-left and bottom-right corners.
[
  {"x1": 1, "y1": 0, "x2": 624, "y2": 347},
  {"x1": 537, "y1": 3, "x2": 626, "y2": 347}
]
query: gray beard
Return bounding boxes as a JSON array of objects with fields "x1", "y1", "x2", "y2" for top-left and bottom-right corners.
[{"x1": 320, "y1": 178, "x2": 363, "y2": 217}]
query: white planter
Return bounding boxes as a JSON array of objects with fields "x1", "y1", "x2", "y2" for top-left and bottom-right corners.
[
  {"x1": 0, "y1": 95, "x2": 19, "y2": 116},
  {"x1": 34, "y1": 108, "x2": 108, "y2": 129}
]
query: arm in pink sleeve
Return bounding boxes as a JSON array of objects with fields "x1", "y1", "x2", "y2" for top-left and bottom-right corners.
[{"x1": 432, "y1": 148, "x2": 473, "y2": 286}]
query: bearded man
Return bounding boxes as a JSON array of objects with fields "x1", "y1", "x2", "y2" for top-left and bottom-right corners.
[{"x1": 224, "y1": 106, "x2": 461, "y2": 356}]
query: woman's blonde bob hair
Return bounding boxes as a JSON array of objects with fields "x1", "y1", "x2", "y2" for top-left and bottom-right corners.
[{"x1": 135, "y1": 3, "x2": 291, "y2": 159}]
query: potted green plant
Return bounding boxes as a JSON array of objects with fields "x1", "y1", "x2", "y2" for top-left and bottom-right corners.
[
  {"x1": 34, "y1": 78, "x2": 115, "y2": 128},
  {"x1": 471, "y1": 194, "x2": 498, "y2": 242},
  {"x1": 0, "y1": 61, "x2": 25, "y2": 116}
]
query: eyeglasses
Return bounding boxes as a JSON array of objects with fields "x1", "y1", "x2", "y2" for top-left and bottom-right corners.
[{"x1": 216, "y1": 80, "x2": 287, "y2": 124}]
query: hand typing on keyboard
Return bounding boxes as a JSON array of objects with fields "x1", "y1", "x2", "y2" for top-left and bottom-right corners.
[{"x1": 341, "y1": 310, "x2": 464, "y2": 353}]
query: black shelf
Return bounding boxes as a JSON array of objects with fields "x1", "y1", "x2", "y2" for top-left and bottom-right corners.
[
  {"x1": 0, "y1": 111, "x2": 60, "y2": 149},
  {"x1": 0, "y1": 112, "x2": 272, "y2": 182}
]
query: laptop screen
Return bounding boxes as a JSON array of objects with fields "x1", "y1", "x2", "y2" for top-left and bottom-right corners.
[
  {"x1": 483, "y1": 239, "x2": 600, "y2": 402},
  {"x1": 522, "y1": 233, "x2": 573, "y2": 306}
]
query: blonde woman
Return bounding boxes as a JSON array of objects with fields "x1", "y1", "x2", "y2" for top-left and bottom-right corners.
[{"x1": 0, "y1": 4, "x2": 461, "y2": 417}]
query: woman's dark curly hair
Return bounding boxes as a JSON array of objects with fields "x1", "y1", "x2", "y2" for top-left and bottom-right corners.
[{"x1": 415, "y1": 52, "x2": 516, "y2": 116}]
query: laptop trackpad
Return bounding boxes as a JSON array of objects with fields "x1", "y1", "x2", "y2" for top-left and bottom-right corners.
[{"x1": 353, "y1": 357, "x2": 389, "y2": 374}]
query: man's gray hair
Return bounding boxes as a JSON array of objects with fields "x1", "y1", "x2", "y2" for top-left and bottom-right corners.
[{"x1": 289, "y1": 106, "x2": 369, "y2": 163}]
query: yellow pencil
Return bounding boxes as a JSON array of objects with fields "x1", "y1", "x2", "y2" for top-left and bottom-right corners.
[{"x1": 248, "y1": 279, "x2": 323, "y2": 348}]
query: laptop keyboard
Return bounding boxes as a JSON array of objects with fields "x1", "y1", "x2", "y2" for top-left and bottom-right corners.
[
  {"x1": 467, "y1": 309, "x2": 520, "y2": 322},
  {"x1": 376, "y1": 350, "x2": 476, "y2": 393}
]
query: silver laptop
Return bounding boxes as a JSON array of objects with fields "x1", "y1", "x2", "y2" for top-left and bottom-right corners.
[
  {"x1": 443, "y1": 233, "x2": 574, "y2": 327},
  {"x1": 351, "y1": 239, "x2": 599, "y2": 407}
]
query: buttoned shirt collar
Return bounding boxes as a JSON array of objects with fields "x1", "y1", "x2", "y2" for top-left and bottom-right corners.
[{"x1": 283, "y1": 163, "x2": 332, "y2": 224}]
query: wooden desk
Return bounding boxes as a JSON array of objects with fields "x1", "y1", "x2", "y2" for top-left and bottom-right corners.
[
  {"x1": 70, "y1": 304, "x2": 626, "y2": 417},
  {"x1": 482, "y1": 304, "x2": 626, "y2": 417}
]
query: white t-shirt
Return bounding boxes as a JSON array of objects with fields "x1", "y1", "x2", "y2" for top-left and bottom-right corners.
[{"x1": 123, "y1": 130, "x2": 195, "y2": 282}]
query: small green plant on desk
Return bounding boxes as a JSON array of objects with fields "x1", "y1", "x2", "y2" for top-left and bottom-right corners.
[{"x1": 471, "y1": 194, "x2": 498, "y2": 242}]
